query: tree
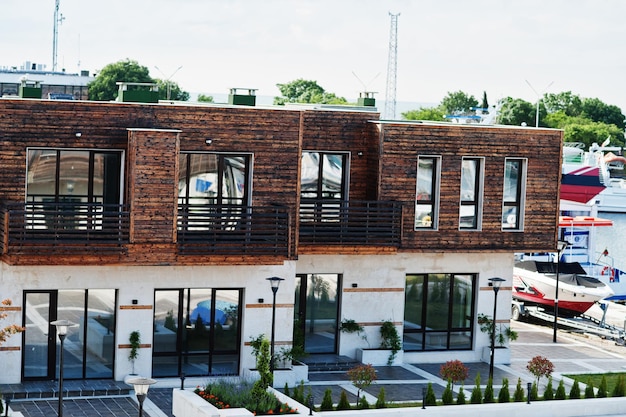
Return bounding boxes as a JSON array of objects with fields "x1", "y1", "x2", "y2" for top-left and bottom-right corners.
[
  {"x1": 402, "y1": 106, "x2": 446, "y2": 121},
  {"x1": 441, "y1": 90, "x2": 479, "y2": 115},
  {"x1": 0, "y1": 299, "x2": 24, "y2": 346},
  {"x1": 88, "y1": 59, "x2": 153, "y2": 101},
  {"x1": 497, "y1": 97, "x2": 538, "y2": 126},
  {"x1": 543, "y1": 91, "x2": 583, "y2": 116},
  {"x1": 154, "y1": 79, "x2": 189, "y2": 101},
  {"x1": 197, "y1": 94, "x2": 214, "y2": 103},
  {"x1": 480, "y1": 91, "x2": 489, "y2": 113},
  {"x1": 274, "y1": 79, "x2": 348, "y2": 105},
  {"x1": 581, "y1": 97, "x2": 625, "y2": 130}
]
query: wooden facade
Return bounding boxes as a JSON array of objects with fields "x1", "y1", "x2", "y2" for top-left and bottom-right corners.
[{"x1": 0, "y1": 98, "x2": 562, "y2": 266}]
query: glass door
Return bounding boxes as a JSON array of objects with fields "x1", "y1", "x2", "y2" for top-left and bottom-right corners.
[{"x1": 23, "y1": 292, "x2": 56, "y2": 380}]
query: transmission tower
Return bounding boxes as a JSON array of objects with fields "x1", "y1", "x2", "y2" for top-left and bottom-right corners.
[
  {"x1": 52, "y1": 0, "x2": 64, "y2": 72},
  {"x1": 384, "y1": 12, "x2": 400, "y2": 119}
]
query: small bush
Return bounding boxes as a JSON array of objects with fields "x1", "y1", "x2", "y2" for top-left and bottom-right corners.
[
  {"x1": 375, "y1": 387, "x2": 387, "y2": 408},
  {"x1": 357, "y1": 396, "x2": 370, "y2": 409},
  {"x1": 456, "y1": 386, "x2": 466, "y2": 405},
  {"x1": 498, "y1": 378, "x2": 510, "y2": 403},
  {"x1": 425, "y1": 382, "x2": 437, "y2": 406},
  {"x1": 555, "y1": 379, "x2": 566, "y2": 400},
  {"x1": 527, "y1": 355, "x2": 554, "y2": 386},
  {"x1": 569, "y1": 379, "x2": 581, "y2": 399},
  {"x1": 585, "y1": 378, "x2": 596, "y2": 399},
  {"x1": 320, "y1": 388, "x2": 334, "y2": 411},
  {"x1": 337, "y1": 390, "x2": 351, "y2": 410},
  {"x1": 283, "y1": 383, "x2": 290, "y2": 398},
  {"x1": 483, "y1": 377, "x2": 495, "y2": 403},
  {"x1": 544, "y1": 377, "x2": 554, "y2": 400},
  {"x1": 612, "y1": 374, "x2": 626, "y2": 397},
  {"x1": 440, "y1": 360, "x2": 469, "y2": 385},
  {"x1": 513, "y1": 378, "x2": 525, "y2": 402},
  {"x1": 442, "y1": 381, "x2": 454, "y2": 405},
  {"x1": 598, "y1": 376, "x2": 608, "y2": 398},
  {"x1": 470, "y1": 373, "x2": 483, "y2": 404},
  {"x1": 530, "y1": 382, "x2": 539, "y2": 401}
]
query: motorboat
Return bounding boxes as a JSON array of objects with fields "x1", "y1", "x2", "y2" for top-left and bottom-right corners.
[{"x1": 513, "y1": 259, "x2": 614, "y2": 316}]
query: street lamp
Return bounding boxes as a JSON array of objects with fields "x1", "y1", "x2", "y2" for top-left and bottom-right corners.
[
  {"x1": 525, "y1": 79, "x2": 554, "y2": 128},
  {"x1": 488, "y1": 277, "x2": 505, "y2": 381},
  {"x1": 127, "y1": 377, "x2": 157, "y2": 417},
  {"x1": 51, "y1": 319, "x2": 76, "y2": 417},
  {"x1": 266, "y1": 276, "x2": 284, "y2": 373},
  {"x1": 553, "y1": 240, "x2": 569, "y2": 343}
]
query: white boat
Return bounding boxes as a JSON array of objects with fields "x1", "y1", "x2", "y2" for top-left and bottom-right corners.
[{"x1": 513, "y1": 259, "x2": 614, "y2": 316}]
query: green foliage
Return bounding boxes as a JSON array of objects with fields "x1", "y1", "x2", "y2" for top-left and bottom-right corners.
[
  {"x1": 195, "y1": 380, "x2": 297, "y2": 415},
  {"x1": 441, "y1": 90, "x2": 479, "y2": 115},
  {"x1": 483, "y1": 377, "x2": 495, "y2": 403},
  {"x1": 251, "y1": 335, "x2": 272, "y2": 396},
  {"x1": 598, "y1": 375, "x2": 608, "y2": 398},
  {"x1": 497, "y1": 97, "x2": 537, "y2": 126},
  {"x1": 440, "y1": 360, "x2": 469, "y2": 385},
  {"x1": 470, "y1": 373, "x2": 482, "y2": 404},
  {"x1": 612, "y1": 374, "x2": 626, "y2": 397},
  {"x1": 347, "y1": 364, "x2": 377, "y2": 402},
  {"x1": 128, "y1": 330, "x2": 141, "y2": 361},
  {"x1": 197, "y1": 94, "x2": 214, "y2": 103},
  {"x1": 425, "y1": 382, "x2": 437, "y2": 406},
  {"x1": 582, "y1": 97, "x2": 625, "y2": 129},
  {"x1": 375, "y1": 387, "x2": 387, "y2": 408},
  {"x1": 379, "y1": 320, "x2": 402, "y2": 365},
  {"x1": 555, "y1": 379, "x2": 566, "y2": 400},
  {"x1": 527, "y1": 356, "x2": 554, "y2": 386},
  {"x1": 320, "y1": 388, "x2": 334, "y2": 411},
  {"x1": 336, "y1": 390, "x2": 351, "y2": 410},
  {"x1": 543, "y1": 91, "x2": 583, "y2": 116},
  {"x1": 154, "y1": 79, "x2": 189, "y2": 101},
  {"x1": 291, "y1": 381, "x2": 305, "y2": 404},
  {"x1": 585, "y1": 378, "x2": 595, "y2": 399},
  {"x1": 88, "y1": 59, "x2": 153, "y2": 101},
  {"x1": 569, "y1": 379, "x2": 581, "y2": 399},
  {"x1": 357, "y1": 396, "x2": 370, "y2": 409},
  {"x1": 498, "y1": 378, "x2": 510, "y2": 403},
  {"x1": 513, "y1": 378, "x2": 525, "y2": 402},
  {"x1": 274, "y1": 79, "x2": 347, "y2": 105},
  {"x1": 283, "y1": 383, "x2": 290, "y2": 398},
  {"x1": 442, "y1": 380, "x2": 454, "y2": 405},
  {"x1": 530, "y1": 382, "x2": 539, "y2": 401},
  {"x1": 402, "y1": 106, "x2": 446, "y2": 122},
  {"x1": 477, "y1": 313, "x2": 518, "y2": 346},
  {"x1": 543, "y1": 377, "x2": 554, "y2": 400},
  {"x1": 456, "y1": 386, "x2": 466, "y2": 405}
]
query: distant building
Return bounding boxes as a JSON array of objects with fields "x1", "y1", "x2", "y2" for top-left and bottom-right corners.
[{"x1": 0, "y1": 61, "x2": 93, "y2": 99}]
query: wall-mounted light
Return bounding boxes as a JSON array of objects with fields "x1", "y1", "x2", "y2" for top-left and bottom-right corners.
[
  {"x1": 76, "y1": 132, "x2": 82, "y2": 138},
  {"x1": 357, "y1": 151, "x2": 363, "y2": 156},
  {"x1": 258, "y1": 298, "x2": 264, "y2": 303},
  {"x1": 205, "y1": 138, "x2": 213, "y2": 145},
  {"x1": 351, "y1": 283, "x2": 358, "y2": 288}
]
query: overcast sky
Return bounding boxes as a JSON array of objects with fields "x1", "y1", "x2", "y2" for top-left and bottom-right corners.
[{"x1": 4, "y1": 0, "x2": 626, "y2": 111}]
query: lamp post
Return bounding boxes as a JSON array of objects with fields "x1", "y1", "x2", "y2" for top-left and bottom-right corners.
[
  {"x1": 266, "y1": 276, "x2": 284, "y2": 373},
  {"x1": 51, "y1": 319, "x2": 76, "y2": 417},
  {"x1": 127, "y1": 377, "x2": 157, "y2": 417},
  {"x1": 525, "y1": 79, "x2": 554, "y2": 127},
  {"x1": 553, "y1": 240, "x2": 569, "y2": 343},
  {"x1": 488, "y1": 277, "x2": 505, "y2": 381}
]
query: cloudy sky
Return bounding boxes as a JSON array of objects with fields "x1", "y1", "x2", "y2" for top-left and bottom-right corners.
[{"x1": 4, "y1": 0, "x2": 626, "y2": 111}]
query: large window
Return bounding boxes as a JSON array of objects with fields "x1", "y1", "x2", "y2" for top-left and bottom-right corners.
[
  {"x1": 459, "y1": 157, "x2": 484, "y2": 230},
  {"x1": 415, "y1": 156, "x2": 440, "y2": 229},
  {"x1": 502, "y1": 158, "x2": 527, "y2": 230},
  {"x1": 403, "y1": 273, "x2": 476, "y2": 351},
  {"x1": 301, "y1": 152, "x2": 348, "y2": 200}
]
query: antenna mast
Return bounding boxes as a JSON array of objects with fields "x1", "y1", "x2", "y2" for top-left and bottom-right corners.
[
  {"x1": 52, "y1": 0, "x2": 64, "y2": 72},
  {"x1": 384, "y1": 12, "x2": 400, "y2": 119}
]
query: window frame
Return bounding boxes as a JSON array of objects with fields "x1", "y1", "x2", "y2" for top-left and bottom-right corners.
[
  {"x1": 459, "y1": 157, "x2": 484, "y2": 230},
  {"x1": 415, "y1": 155, "x2": 441, "y2": 230},
  {"x1": 300, "y1": 151, "x2": 350, "y2": 201},
  {"x1": 501, "y1": 157, "x2": 527, "y2": 231}
]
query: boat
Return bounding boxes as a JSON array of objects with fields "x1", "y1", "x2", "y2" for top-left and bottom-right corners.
[
  {"x1": 513, "y1": 259, "x2": 614, "y2": 316},
  {"x1": 561, "y1": 141, "x2": 626, "y2": 212}
]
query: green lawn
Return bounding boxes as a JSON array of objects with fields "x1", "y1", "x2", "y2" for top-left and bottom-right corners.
[{"x1": 562, "y1": 372, "x2": 626, "y2": 393}]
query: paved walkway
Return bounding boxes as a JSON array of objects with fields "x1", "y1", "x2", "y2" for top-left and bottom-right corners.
[{"x1": 4, "y1": 318, "x2": 626, "y2": 416}]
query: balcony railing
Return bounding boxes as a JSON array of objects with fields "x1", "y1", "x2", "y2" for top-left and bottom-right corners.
[
  {"x1": 1, "y1": 202, "x2": 129, "y2": 254},
  {"x1": 299, "y1": 200, "x2": 402, "y2": 245},
  {"x1": 177, "y1": 204, "x2": 292, "y2": 256}
]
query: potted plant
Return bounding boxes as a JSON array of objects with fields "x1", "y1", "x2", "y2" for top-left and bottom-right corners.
[
  {"x1": 356, "y1": 320, "x2": 403, "y2": 366},
  {"x1": 128, "y1": 330, "x2": 141, "y2": 375},
  {"x1": 478, "y1": 313, "x2": 517, "y2": 364}
]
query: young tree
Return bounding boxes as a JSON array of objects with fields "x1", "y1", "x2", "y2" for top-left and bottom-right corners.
[
  {"x1": 88, "y1": 59, "x2": 153, "y2": 101},
  {"x1": 441, "y1": 90, "x2": 479, "y2": 115},
  {"x1": 0, "y1": 299, "x2": 24, "y2": 346},
  {"x1": 347, "y1": 364, "x2": 377, "y2": 404}
]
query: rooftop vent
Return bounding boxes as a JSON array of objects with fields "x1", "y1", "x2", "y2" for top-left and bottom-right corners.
[
  {"x1": 357, "y1": 91, "x2": 376, "y2": 107},
  {"x1": 228, "y1": 88, "x2": 257, "y2": 106},
  {"x1": 116, "y1": 82, "x2": 159, "y2": 103},
  {"x1": 18, "y1": 77, "x2": 42, "y2": 99}
]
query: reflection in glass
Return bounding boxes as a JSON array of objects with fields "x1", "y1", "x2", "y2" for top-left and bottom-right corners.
[
  {"x1": 85, "y1": 289, "x2": 116, "y2": 378},
  {"x1": 24, "y1": 292, "x2": 51, "y2": 378},
  {"x1": 57, "y1": 290, "x2": 84, "y2": 379},
  {"x1": 297, "y1": 274, "x2": 339, "y2": 354}
]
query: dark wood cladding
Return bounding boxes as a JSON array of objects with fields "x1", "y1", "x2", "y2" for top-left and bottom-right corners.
[{"x1": 0, "y1": 98, "x2": 562, "y2": 265}]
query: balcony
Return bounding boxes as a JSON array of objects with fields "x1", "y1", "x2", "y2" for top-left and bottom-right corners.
[
  {"x1": 177, "y1": 204, "x2": 292, "y2": 256},
  {"x1": 299, "y1": 200, "x2": 402, "y2": 246},
  {"x1": 1, "y1": 202, "x2": 130, "y2": 255}
]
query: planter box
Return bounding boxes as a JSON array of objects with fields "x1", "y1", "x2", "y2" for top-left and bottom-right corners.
[
  {"x1": 242, "y1": 361, "x2": 309, "y2": 388},
  {"x1": 173, "y1": 389, "x2": 252, "y2": 417},
  {"x1": 481, "y1": 346, "x2": 511, "y2": 365},
  {"x1": 356, "y1": 348, "x2": 403, "y2": 366}
]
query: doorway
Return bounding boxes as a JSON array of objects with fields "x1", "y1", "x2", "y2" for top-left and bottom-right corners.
[{"x1": 294, "y1": 274, "x2": 341, "y2": 354}]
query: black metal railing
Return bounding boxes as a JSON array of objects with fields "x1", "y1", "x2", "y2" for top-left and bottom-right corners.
[
  {"x1": 299, "y1": 200, "x2": 402, "y2": 245},
  {"x1": 1, "y1": 202, "x2": 129, "y2": 254},
  {"x1": 177, "y1": 204, "x2": 292, "y2": 256}
]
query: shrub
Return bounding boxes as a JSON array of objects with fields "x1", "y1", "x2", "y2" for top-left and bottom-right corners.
[
  {"x1": 498, "y1": 378, "x2": 510, "y2": 403},
  {"x1": 375, "y1": 387, "x2": 387, "y2": 408},
  {"x1": 612, "y1": 374, "x2": 626, "y2": 397},
  {"x1": 598, "y1": 376, "x2": 608, "y2": 398},
  {"x1": 379, "y1": 320, "x2": 402, "y2": 365},
  {"x1": 513, "y1": 378, "x2": 525, "y2": 402},
  {"x1": 195, "y1": 380, "x2": 297, "y2": 415},
  {"x1": 425, "y1": 382, "x2": 437, "y2": 406},
  {"x1": 456, "y1": 386, "x2": 466, "y2": 405},
  {"x1": 337, "y1": 390, "x2": 351, "y2": 410},
  {"x1": 358, "y1": 396, "x2": 370, "y2": 409},
  {"x1": 527, "y1": 356, "x2": 554, "y2": 386},
  {"x1": 483, "y1": 377, "x2": 495, "y2": 403},
  {"x1": 569, "y1": 379, "x2": 581, "y2": 399},
  {"x1": 442, "y1": 381, "x2": 454, "y2": 405},
  {"x1": 544, "y1": 377, "x2": 554, "y2": 400},
  {"x1": 531, "y1": 382, "x2": 539, "y2": 401},
  {"x1": 585, "y1": 378, "x2": 596, "y2": 399},
  {"x1": 320, "y1": 388, "x2": 334, "y2": 411},
  {"x1": 555, "y1": 379, "x2": 566, "y2": 400},
  {"x1": 292, "y1": 381, "x2": 305, "y2": 403},
  {"x1": 470, "y1": 373, "x2": 483, "y2": 404},
  {"x1": 440, "y1": 360, "x2": 469, "y2": 386}
]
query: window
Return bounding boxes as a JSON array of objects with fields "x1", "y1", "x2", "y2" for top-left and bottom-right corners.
[
  {"x1": 459, "y1": 157, "x2": 484, "y2": 230},
  {"x1": 415, "y1": 156, "x2": 440, "y2": 229},
  {"x1": 25, "y1": 149, "x2": 123, "y2": 231},
  {"x1": 301, "y1": 152, "x2": 348, "y2": 200},
  {"x1": 403, "y1": 273, "x2": 476, "y2": 351},
  {"x1": 502, "y1": 158, "x2": 527, "y2": 230}
]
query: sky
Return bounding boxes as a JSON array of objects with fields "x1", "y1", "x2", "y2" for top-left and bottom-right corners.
[{"x1": 3, "y1": 0, "x2": 626, "y2": 112}]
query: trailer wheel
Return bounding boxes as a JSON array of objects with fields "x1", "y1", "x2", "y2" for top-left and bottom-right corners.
[{"x1": 511, "y1": 304, "x2": 521, "y2": 321}]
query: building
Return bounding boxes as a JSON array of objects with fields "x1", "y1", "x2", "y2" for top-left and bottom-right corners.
[
  {"x1": 0, "y1": 61, "x2": 92, "y2": 100},
  {"x1": 0, "y1": 91, "x2": 562, "y2": 384}
]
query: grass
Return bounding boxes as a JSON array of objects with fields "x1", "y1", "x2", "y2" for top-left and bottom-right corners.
[{"x1": 562, "y1": 372, "x2": 626, "y2": 393}]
